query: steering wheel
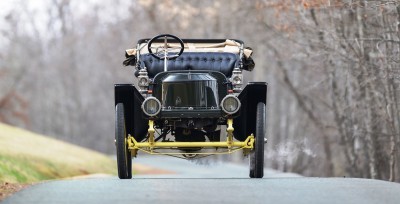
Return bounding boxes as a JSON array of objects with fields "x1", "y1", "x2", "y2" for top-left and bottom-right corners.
[{"x1": 147, "y1": 34, "x2": 184, "y2": 60}]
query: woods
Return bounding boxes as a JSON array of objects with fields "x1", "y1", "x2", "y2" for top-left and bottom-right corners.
[{"x1": 0, "y1": 0, "x2": 399, "y2": 181}]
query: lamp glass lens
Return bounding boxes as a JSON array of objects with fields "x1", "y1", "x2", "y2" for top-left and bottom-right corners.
[
  {"x1": 145, "y1": 99, "x2": 159, "y2": 115},
  {"x1": 223, "y1": 97, "x2": 238, "y2": 112}
]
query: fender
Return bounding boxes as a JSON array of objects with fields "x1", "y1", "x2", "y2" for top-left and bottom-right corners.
[
  {"x1": 233, "y1": 82, "x2": 267, "y2": 141},
  {"x1": 115, "y1": 84, "x2": 148, "y2": 142}
]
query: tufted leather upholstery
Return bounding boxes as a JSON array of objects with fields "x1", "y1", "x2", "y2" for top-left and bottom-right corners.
[{"x1": 139, "y1": 52, "x2": 238, "y2": 78}]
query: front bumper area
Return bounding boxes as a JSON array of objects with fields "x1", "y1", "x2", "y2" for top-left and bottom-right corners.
[{"x1": 126, "y1": 119, "x2": 255, "y2": 158}]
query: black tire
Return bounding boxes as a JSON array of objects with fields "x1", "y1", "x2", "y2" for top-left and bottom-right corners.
[
  {"x1": 249, "y1": 102, "x2": 266, "y2": 178},
  {"x1": 116, "y1": 103, "x2": 132, "y2": 179}
]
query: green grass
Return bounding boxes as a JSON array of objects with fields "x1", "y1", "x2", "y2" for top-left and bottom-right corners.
[{"x1": 0, "y1": 123, "x2": 116, "y2": 183}]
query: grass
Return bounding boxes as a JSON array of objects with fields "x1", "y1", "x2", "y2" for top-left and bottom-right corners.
[{"x1": 0, "y1": 122, "x2": 116, "y2": 183}]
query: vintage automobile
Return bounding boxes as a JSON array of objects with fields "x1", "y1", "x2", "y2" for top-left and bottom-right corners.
[{"x1": 115, "y1": 34, "x2": 267, "y2": 179}]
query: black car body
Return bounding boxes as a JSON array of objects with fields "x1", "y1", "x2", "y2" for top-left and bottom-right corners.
[{"x1": 115, "y1": 34, "x2": 267, "y2": 179}]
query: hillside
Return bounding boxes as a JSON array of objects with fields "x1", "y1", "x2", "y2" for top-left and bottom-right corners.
[{"x1": 0, "y1": 123, "x2": 116, "y2": 183}]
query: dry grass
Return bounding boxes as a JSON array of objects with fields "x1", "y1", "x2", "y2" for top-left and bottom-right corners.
[{"x1": 0, "y1": 123, "x2": 116, "y2": 183}]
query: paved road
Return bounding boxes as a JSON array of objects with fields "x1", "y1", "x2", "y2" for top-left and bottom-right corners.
[
  {"x1": 133, "y1": 155, "x2": 302, "y2": 178},
  {"x1": 3, "y1": 156, "x2": 400, "y2": 204}
]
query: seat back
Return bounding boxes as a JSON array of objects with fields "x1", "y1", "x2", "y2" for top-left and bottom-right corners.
[{"x1": 139, "y1": 52, "x2": 238, "y2": 78}]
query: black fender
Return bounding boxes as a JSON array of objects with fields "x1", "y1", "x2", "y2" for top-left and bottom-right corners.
[
  {"x1": 115, "y1": 84, "x2": 148, "y2": 142},
  {"x1": 233, "y1": 82, "x2": 267, "y2": 141}
]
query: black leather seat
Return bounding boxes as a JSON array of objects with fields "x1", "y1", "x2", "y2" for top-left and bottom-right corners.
[{"x1": 139, "y1": 52, "x2": 238, "y2": 78}]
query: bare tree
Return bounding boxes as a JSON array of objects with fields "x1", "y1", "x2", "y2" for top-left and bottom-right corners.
[{"x1": 0, "y1": 0, "x2": 398, "y2": 181}]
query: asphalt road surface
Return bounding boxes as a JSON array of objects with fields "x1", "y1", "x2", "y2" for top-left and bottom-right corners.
[{"x1": 3, "y1": 156, "x2": 400, "y2": 204}]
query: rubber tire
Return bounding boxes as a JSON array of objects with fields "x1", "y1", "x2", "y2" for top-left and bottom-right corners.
[
  {"x1": 116, "y1": 103, "x2": 132, "y2": 179},
  {"x1": 249, "y1": 102, "x2": 266, "y2": 178}
]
